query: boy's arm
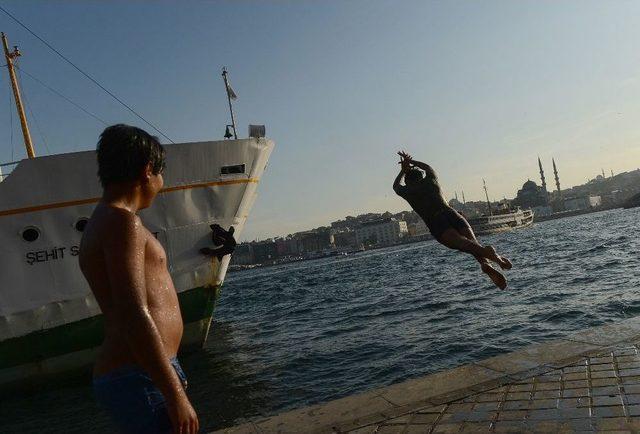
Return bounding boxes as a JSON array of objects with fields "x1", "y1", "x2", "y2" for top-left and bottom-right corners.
[
  {"x1": 410, "y1": 159, "x2": 437, "y2": 178},
  {"x1": 393, "y1": 169, "x2": 405, "y2": 194},
  {"x1": 103, "y1": 211, "x2": 198, "y2": 433}
]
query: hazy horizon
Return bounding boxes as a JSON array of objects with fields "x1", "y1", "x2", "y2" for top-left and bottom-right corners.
[{"x1": 1, "y1": 1, "x2": 639, "y2": 241}]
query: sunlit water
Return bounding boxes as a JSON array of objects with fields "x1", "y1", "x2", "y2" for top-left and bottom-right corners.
[{"x1": 3, "y1": 208, "x2": 639, "y2": 433}]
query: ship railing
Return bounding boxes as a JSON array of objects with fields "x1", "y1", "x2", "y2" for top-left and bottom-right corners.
[{"x1": 0, "y1": 160, "x2": 20, "y2": 181}]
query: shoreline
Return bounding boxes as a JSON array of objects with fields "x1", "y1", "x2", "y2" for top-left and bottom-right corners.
[{"x1": 231, "y1": 206, "x2": 621, "y2": 272}]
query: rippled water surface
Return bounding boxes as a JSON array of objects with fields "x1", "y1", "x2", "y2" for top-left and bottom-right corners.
[{"x1": 4, "y1": 208, "x2": 640, "y2": 433}]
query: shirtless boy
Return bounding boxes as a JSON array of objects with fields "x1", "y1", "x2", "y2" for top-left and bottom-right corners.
[
  {"x1": 79, "y1": 125, "x2": 199, "y2": 434},
  {"x1": 393, "y1": 151, "x2": 512, "y2": 289}
]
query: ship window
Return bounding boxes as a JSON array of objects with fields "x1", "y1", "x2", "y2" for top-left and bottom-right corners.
[
  {"x1": 221, "y1": 164, "x2": 245, "y2": 175},
  {"x1": 21, "y1": 227, "x2": 40, "y2": 242},
  {"x1": 75, "y1": 217, "x2": 89, "y2": 232}
]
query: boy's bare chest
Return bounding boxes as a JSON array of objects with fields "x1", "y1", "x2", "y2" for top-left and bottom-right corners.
[{"x1": 143, "y1": 229, "x2": 167, "y2": 267}]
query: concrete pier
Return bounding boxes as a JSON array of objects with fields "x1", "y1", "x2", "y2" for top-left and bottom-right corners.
[{"x1": 214, "y1": 317, "x2": 640, "y2": 433}]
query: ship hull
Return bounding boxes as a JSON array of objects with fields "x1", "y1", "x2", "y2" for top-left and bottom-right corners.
[
  {"x1": 0, "y1": 138, "x2": 274, "y2": 386},
  {"x1": 0, "y1": 285, "x2": 218, "y2": 386},
  {"x1": 469, "y1": 209, "x2": 534, "y2": 235}
]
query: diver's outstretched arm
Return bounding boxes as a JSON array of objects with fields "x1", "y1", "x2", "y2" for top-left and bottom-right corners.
[
  {"x1": 392, "y1": 169, "x2": 404, "y2": 194},
  {"x1": 410, "y1": 159, "x2": 434, "y2": 173}
]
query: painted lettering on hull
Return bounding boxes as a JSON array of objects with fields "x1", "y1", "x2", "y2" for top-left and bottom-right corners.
[{"x1": 25, "y1": 245, "x2": 79, "y2": 265}]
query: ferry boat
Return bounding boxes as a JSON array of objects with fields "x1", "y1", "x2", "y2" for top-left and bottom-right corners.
[
  {"x1": 0, "y1": 33, "x2": 274, "y2": 385},
  {"x1": 468, "y1": 208, "x2": 534, "y2": 235},
  {"x1": 466, "y1": 178, "x2": 534, "y2": 235}
]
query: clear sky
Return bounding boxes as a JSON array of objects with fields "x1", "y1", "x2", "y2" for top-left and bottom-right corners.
[{"x1": 1, "y1": 1, "x2": 640, "y2": 241}]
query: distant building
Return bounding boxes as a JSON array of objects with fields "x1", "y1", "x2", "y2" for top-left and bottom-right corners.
[
  {"x1": 513, "y1": 180, "x2": 549, "y2": 209},
  {"x1": 407, "y1": 220, "x2": 429, "y2": 237},
  {"x1": 232, "y1": 243, "x2": 255, "y2": 265},
  {"x1": 532, "y1": 205, "x2": 552, "y2": 217},
  {"x1": 298, "y1": 229, "x2": 334, "y2": 253},
  {"x1": 275, "y1": 237, "x2": 301, "y2": 256},
  {"x1": 252, "y1": 240, "x2": 278, "y2": 263},
  {"x1": 332, "y1": 230, "x2": 358, "y2": 249},
  {"x1": 564, "y1": 195, "x2": 602, "y2": 211},
  {"x1": 355, "y1": 218, "x2": 408, "y2": 247},
  {"x1": 330, "y1": 216, "x2": 356, "y2": 231}
]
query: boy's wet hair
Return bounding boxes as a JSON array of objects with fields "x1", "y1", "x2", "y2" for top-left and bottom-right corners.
[
  {"x1": 97, "y1": 124, "x2": 165, "y2": 188},
  {"x1": 405, "y1": 168, "x2": 424, "y2": 184}
]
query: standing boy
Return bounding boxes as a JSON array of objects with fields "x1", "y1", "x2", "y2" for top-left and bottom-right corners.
[{"x1": 79, "y1": 124, "x2": 199, "y2": 434}]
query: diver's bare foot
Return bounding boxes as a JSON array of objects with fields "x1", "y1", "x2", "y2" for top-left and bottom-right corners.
[
  {"x1": 484, "y1": 246, "x2": 512, "y2": 270},
  {"x1": 498, "y1": 255, "x2": 512, "y2": 270},
  {"x1": 481, "y1": 263, "x2": 507, "y2": 290}
]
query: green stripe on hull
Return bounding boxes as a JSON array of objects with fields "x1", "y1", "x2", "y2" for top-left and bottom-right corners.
[{"x1": 0, "y1": 285, "x2": 220, "y2": 371}]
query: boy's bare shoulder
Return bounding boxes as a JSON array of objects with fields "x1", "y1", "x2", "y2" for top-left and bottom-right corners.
[{"x1": 86, "y1": 205, "x2": 145, "y2": 245}]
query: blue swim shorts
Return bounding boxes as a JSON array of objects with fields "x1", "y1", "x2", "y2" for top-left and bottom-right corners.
[{"x1": 93, "y1": 357, "x2": 188, "y2": 434}]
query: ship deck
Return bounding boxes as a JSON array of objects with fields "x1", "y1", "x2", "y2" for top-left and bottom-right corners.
[{"x1": 214, "y1": 317, "x2": 640, "y2": 433}]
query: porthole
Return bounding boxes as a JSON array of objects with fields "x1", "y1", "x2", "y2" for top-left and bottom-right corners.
[
  {"x1": 21, "y1": 227, "x2": 40, "y2": 242},
  {"x1": 75, "y1": 217, "x2": 89, "y2": 232}
]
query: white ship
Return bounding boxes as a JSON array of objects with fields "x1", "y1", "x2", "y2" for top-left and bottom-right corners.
[
  {"x1": 468, "y1": 208, "x2": 534, "y2": 235},
  {"x1": 0, "y1": 33, "x2": 274, "y2": 385},
  {"x1": 467, "y1": 179, "x2": 534, "y2": 235}
]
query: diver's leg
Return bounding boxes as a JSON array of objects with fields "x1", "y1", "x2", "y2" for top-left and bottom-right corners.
[
  {"x1": 437, "y1": 228, "x2": 511, "y2": 269},
  {"x1": 437, "y1": 228, "x2": 507, "y2": 289},
  {"x1": 479, "y1": 262, "x2": 507, "y2": 289},
  {"x1": 448, "y1": 210, "x2": 512, "y2": 270},
  {"x1": 457, "y1": 226, "x2": 512, "y2": 269}
]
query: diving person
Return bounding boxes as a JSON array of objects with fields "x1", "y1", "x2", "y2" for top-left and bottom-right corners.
[{"x1": 393, "y1": 151, "x2": 512, "y2": 289}]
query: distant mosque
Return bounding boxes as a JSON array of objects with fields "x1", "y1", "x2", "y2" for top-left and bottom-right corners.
[{"x1": 513, "y1": 157, "x2": 564, "y2": 212}]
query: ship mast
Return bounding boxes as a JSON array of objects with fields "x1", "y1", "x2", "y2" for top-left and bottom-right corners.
[
  {"x1": 483, "y1": 178, "x2": 493, "y2": 216},
  {"x1": 222, "y1": 67, "x2": 238, "y2": 140},
  {"x1": 2, "y1": 32, "x2": 35, "y2": 159}
]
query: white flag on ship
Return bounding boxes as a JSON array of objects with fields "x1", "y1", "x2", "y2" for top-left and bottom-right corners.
[{"x1": 226, "y1": 79, "x2": 238, "y2": 100}]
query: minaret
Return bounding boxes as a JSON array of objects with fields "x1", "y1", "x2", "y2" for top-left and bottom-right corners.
[
  {"x1": 538, "y1": 157, "x2": 548, "y2": 192},
  {"x1": 602, "y1": 168, "x2": 606, "y2": 179},
  {"x1": 462, "y1": 190, "x2": 466, "y2": 204},
  {"x1": 553, "y1": 158, "x2": 561, "y2": 194}
]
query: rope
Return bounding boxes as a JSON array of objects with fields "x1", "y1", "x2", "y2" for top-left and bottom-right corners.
[
  {"x1": 0, "y1": 5, "x2": 175, "y2": 143},
  {"x1": 14, "y1": 64, "x2": 108, "y2": 125},
  {"x1": 16, "y1": 64, "x2": 52, "y2": 154}
]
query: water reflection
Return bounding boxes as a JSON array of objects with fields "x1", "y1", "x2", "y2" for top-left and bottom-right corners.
[{"x1": 182, "y1": 320, "x2": 276, "y2": 431}]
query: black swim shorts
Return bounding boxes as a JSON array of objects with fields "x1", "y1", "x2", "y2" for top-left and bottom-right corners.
[{"x1": 426, "y1": 207, "x2": 471, "y2": 239}]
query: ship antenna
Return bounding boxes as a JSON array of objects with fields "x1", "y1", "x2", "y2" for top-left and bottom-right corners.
[
  {"x1": 483, "y1": 178, "x2": 493, "y2": 216},
  {"x1": 2, "y1": 32, "x2": 35, "y2": 158},
  {"x1": 222, "y1": 67, "x2": 238, "y2": 140}
]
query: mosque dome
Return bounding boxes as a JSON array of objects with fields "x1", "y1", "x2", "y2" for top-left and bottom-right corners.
[{"x1": 522, "y1": 180, "x2": 538, "y2": 190}]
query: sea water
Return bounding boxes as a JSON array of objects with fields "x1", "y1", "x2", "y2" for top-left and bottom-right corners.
[{"x1": 3, "y1": 208, "x2": 640, "y2": 433}]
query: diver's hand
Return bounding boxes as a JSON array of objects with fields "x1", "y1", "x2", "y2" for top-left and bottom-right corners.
[
  {"x1": 397, "y1": 151, "x2": 412, "y2": 172},
  {"x1": 397, "y1": 150, "x2": 412, "y2": 161}
]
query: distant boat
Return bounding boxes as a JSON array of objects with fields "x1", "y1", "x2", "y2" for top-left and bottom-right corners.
[
  {"x1": 468, "y1": 208, "x2": 534, "y2": 235},
  {"x1": 468, "y1": 179, "x2": 534, "y2": 235},
  {"x1": 623, "y1": 192, "x2": 640, "y2": 209}
]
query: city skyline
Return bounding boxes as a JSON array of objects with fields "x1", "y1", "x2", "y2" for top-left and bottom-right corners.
[
  {"x1": 1, "y1": 2, "x2": 639, "y2": 241},
  {"x1": 241, "y1": 163, "x2": 637, "y2": 243}
]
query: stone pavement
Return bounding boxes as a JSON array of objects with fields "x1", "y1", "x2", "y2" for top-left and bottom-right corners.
[{"x1": 214, "y1": 317, "x2": 640, "y2": 433}]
